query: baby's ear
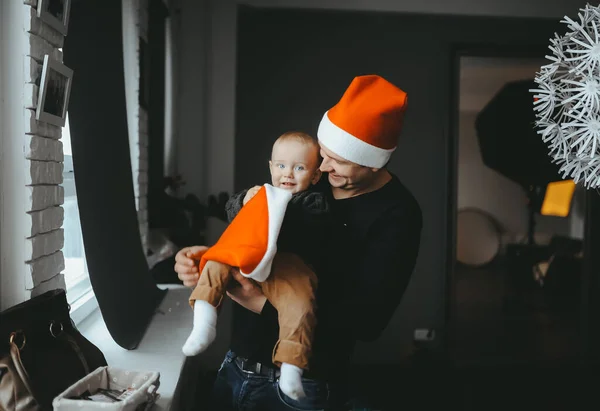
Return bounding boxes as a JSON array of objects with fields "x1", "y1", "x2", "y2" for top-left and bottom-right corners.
[{"x1": 311, "y1": 169, "x2": 322, "y2": 185}]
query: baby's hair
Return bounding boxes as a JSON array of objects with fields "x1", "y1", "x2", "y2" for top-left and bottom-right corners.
[
  {"x1": 275, "y1": 131, "x2": 322, "y2": 163},
  {"x1": 276, "y1": 131, "x2": 318, "y2": 147}
]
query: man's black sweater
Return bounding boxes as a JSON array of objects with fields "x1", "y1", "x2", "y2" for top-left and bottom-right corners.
[{"x1": 226, "y1": 175, "x2": 422, "y2": 380}]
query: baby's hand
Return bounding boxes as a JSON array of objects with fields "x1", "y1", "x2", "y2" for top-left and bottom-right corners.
[{"x1": 243, "y1": 186, "x2": 262, "y2": 205}]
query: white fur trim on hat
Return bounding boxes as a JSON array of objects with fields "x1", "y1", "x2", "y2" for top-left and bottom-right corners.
[
  {"x1": 239, "y1": 184, "x2": 292, "y2": 282},
  {"x1": 317, "y1": 111, "x2": 396, "y2": 168}
]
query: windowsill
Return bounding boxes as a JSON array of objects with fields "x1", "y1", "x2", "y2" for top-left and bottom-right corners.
[
  {"x1": 76, "y1": 285, "x2": 193, "y2": 410},
  {"x1": 70, "y1": 288, "x2": 98, "y2": 326}
]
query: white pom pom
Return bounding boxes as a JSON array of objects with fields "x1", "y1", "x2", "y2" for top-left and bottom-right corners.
[{"x1": 532, "y1": 4, "x2": 600, "y2": 189}]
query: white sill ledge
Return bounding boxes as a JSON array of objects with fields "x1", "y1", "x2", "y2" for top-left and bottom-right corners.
[
  {"x1": 76, "y1": 285, "x2": 193, "y2": 410},
  {"x1": 70, "y1": 289, "x2": 98, "y2": 326}
]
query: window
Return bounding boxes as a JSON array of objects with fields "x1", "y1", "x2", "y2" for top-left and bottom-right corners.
[{"x1": 62, "y1": 114, "x2": 97, "y2": 323}]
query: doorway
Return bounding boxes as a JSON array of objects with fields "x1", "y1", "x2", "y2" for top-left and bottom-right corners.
[{"x1": 448, "y1": 50, "x2": 589, "y2": 368}]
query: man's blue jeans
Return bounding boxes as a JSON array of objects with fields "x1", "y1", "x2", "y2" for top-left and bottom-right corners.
[{"x1": 209, "y1": 351, "x2": 337, "y2": 411}]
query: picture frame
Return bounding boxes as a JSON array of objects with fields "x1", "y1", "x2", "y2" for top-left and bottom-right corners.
[
  {"x1": 36, "y1": 54, "x2": 74, "y2": 127},
  {"x1": 37, "y1": 0, "x2": 71, "y2": 36}
]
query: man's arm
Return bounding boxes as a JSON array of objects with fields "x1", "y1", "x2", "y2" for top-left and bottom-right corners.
[
  {"x1": 224, "y1": 189, "x2": 248, "y2": 223},
  {"x1": 339, "y1": 206, "x2": 422, "y2": 342}
]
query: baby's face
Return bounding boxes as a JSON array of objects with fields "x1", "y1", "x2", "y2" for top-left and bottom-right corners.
[{"x1": 269, "y1": 139, "x2": 321, "y2": 194}]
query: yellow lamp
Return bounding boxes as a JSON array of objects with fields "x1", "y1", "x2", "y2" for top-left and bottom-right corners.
[{"x1": 540, "y1": 180, "x2": 576, "y2": 217}]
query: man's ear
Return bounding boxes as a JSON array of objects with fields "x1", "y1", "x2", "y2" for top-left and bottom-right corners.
[
  {"x1": 370, "y1": 167, "x2": 381, "y2": 173},
  {"x1": 311, "y1": 169, "x2": 323, "y2": 185}
]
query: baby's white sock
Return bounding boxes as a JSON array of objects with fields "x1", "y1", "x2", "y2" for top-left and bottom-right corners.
[
  {"x1": 279, "y1": 362, "x2": 306, "y2": 400},
  {"x1": 182, "y1": 300, "x2": 217, "y2": 356}
]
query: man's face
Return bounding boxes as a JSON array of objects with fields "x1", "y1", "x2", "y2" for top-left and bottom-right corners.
[{"x1": 318, "y1": 143, "x2": 376, "y2": 191}]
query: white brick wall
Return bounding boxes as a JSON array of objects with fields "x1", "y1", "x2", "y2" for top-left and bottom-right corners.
[
  {"x1": 25, "y1": 135, "x2": 64, "y2": 162},
  {"x1": 23, "y1": 1, "x2": 67, "y2": 297},
  {"x1": 1, "y1": 0, "x2": 154, "y2": 308},
  {"x1": 137, "y1": 108, "x2": 150, "y2": 247},
  {"x1": 26, "y1": 185, "x2": 64, "y2": 211},
  {"x1": 25, "y1": 251, "x2": 65, "y2": 288},
  {"x1": 28, "y1": 206, "x2": 64, "y2": 237}
]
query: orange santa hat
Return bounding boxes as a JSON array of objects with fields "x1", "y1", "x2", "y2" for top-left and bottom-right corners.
[
  {"x1": 317, "y1": 74, "x2": 408, "y2": 168},
  {"x1": 199, "y1": 184, "x2": 292, "y2": 282}
]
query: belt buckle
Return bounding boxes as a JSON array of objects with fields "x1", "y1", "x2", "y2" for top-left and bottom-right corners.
[
  {"x1": 240, "y1": 358, "x2": 258, "y2": 374},
  {"x1": 247, "y1": 361, "x2": 262, "y2": 374}
]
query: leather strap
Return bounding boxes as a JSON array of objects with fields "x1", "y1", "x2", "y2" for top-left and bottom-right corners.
[
  {"x1": 10, "y1": 341, "x2": 37, "y2": 400},
  {"x1": 58, "y1": 331, "x2": 90, "y2": 375}
]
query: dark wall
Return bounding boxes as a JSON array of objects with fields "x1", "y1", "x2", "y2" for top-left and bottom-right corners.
[
  {"x1": 147, "y1": 0, "x2": 168, "y2": 229},
  {"x1": 235, "y1": 7, "x2": 561, "y2": 362}
]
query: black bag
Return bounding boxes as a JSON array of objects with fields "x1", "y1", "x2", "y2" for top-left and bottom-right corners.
[{"x1": 0, "y1": 289, "x2": 107, "y2": 410}]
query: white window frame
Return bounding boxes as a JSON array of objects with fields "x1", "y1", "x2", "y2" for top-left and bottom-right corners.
[{"x1": 62, "y1": 114, "x2": 98, "y2": 324}]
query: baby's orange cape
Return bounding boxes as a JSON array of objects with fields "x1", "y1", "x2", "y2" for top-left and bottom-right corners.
[{"x1": 199, "y1": 184, "x2": 292, "y2": 282}]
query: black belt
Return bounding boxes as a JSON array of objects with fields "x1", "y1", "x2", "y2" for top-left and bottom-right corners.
[{"x1": 234, "y1": 356, "x2": 281, "y2": 378}]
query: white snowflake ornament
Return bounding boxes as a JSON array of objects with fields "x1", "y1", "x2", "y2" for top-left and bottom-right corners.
[{"x1": 532, "y1": 3, "x2": 600, "y2": 188}]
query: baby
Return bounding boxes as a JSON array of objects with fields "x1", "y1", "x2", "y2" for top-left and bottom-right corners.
[{"x1": 182, "y1": 131, "x2": 329, "y2": 400}]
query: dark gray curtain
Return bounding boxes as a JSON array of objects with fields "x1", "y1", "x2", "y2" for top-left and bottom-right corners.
[{"x1": 63, "y1": 0, "x2": 165, "y2": 350}]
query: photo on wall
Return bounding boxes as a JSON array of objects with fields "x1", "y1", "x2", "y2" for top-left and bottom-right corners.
[
  {"x1": 36, "y1": 54, "x2": 74, "y2": 127},
  {"x1": 37, "y1": 0, "x2": 71, "y2": 35}
]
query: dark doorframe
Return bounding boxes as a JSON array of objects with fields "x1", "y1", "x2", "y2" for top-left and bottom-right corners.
[
  {"x1": 445, "y1": 43, "x2": 597, "y2": 366},
  {"x1": 582, "y1": 189, "x2": 600, "y2": 364}
]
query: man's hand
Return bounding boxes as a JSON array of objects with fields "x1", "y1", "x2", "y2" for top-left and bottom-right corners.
[
  {"x1": 243, "y1": 186, "x2": 262, "y2": 205},
  {"x1": 174, "y1": 245, "x2": 209, "y2": 288},
  {"x1": 226, "y1": 269, "x2": 267, "y2": 314}
]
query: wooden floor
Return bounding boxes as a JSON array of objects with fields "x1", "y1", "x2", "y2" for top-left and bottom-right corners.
[
  {"x1": 347, "y1": 256, "x2": 589, "y2": 410},
  {"x1": 451, "y1": 258, "x2": 582, "y2": 368},
  {"x1": 348, "y1": 365, "x2": 594, "y2": 410},
  {"x1": 182, "y1": 257, "x2": 591, "y2": 410}
]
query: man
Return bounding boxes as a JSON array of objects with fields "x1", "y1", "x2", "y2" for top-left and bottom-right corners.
[{"x1": 175, "y1": 74, "x2": 423, "y2": 410}]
